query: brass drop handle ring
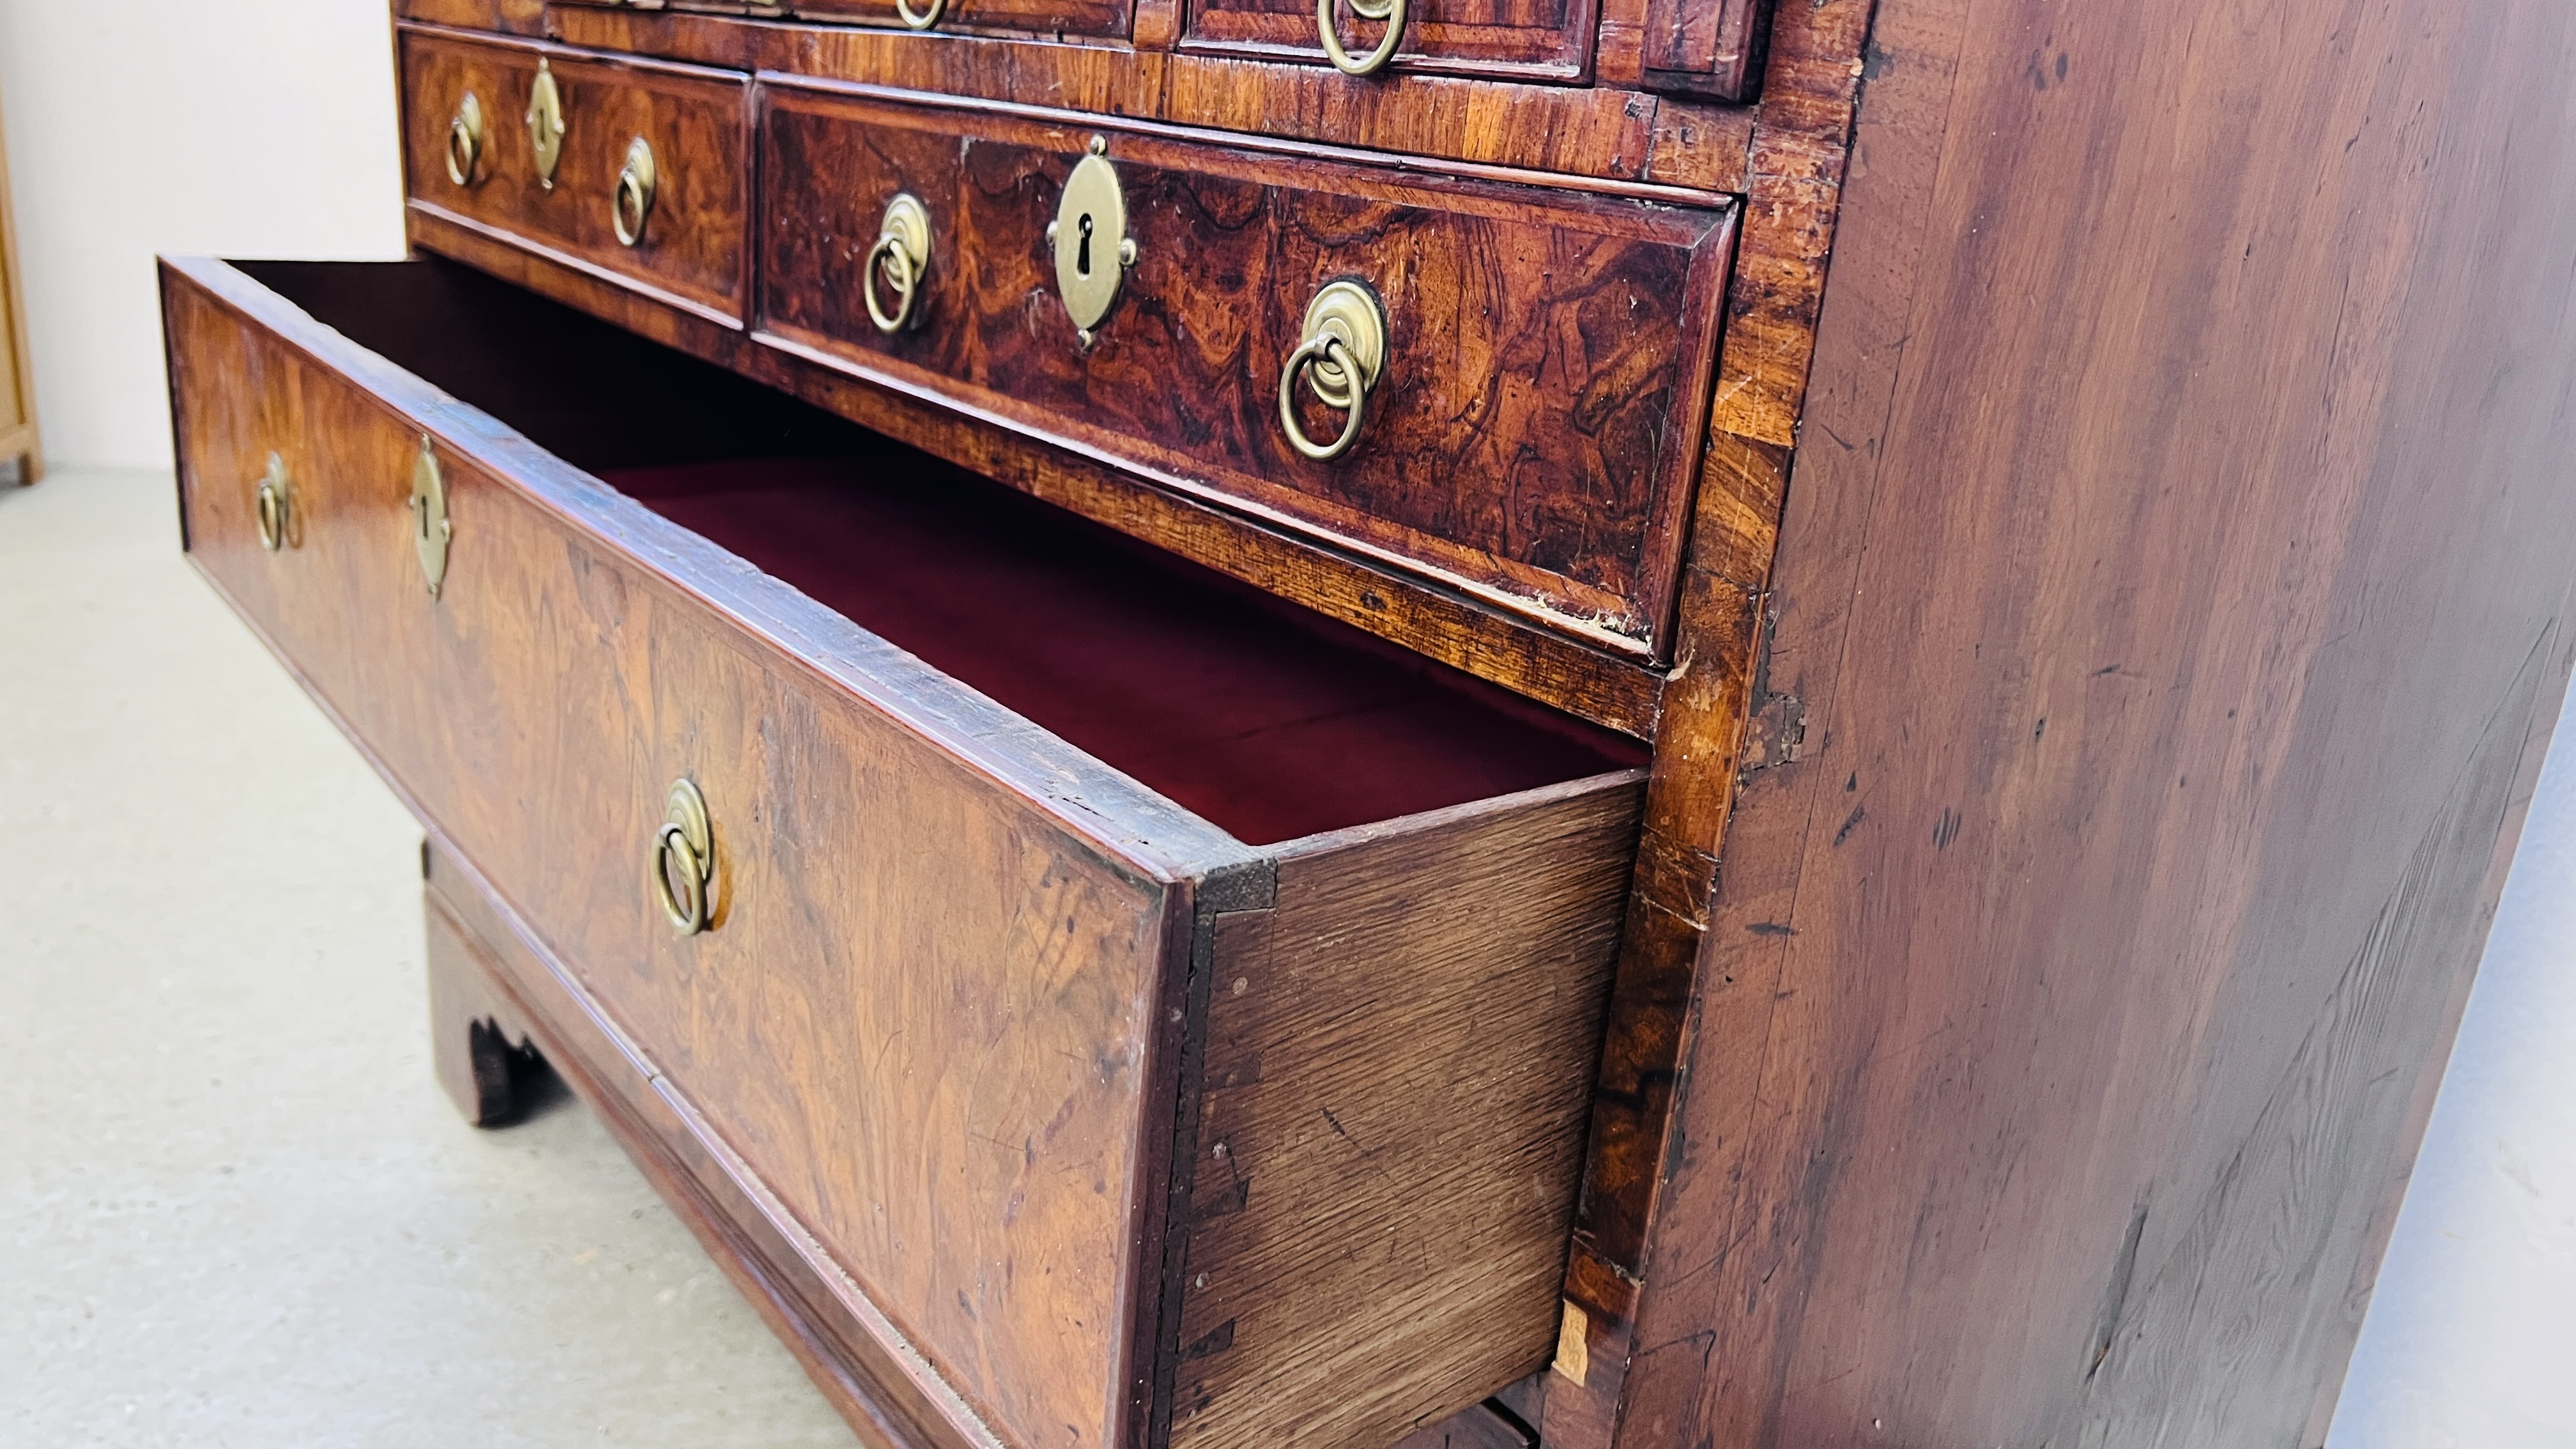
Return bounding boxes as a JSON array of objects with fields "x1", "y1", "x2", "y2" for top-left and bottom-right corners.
[
  {"x1": 255, "y1": 451, "x2": 293, "y2": 553},
  {"x1": 613, "y1": 136, "x2": 657, "y2": 248},
  {"x1": 446, "y1": 92, "x2": 485, "y2": 187},
  {"x1": 893, "y1": 0, "x2": 949, "y2": 29},
  {"x1": 652, "y1": 779, "x2": 716, "y2": 937},
  {"x1": 1317, "y1": 0, "x2": 1407, "y2": 75},
  {"x1": 863, "y1": 194, "x2": 934, "y2": 335},
  {"x1": 1278, "y1": 280, "x2": 1388, "y2": 462}
]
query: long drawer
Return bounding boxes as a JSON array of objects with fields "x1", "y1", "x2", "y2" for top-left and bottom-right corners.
[
  {"x1": 755, "y1": 84, "x2": 1737, "y2": 660},
  {"x1": 162, "y1": 254, "x2": 1646, "y2": 1449}
]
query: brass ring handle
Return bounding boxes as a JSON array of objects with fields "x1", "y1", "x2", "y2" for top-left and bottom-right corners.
[
  {"x1": 653, "y1": 823, "x2": 710, "y2": 935},
  {"x1": 612, "y1": 136, "x2": 657, "y2": 248},
  {"x1": 894, "y1": 0, "x2": 949, "y2": 29},
  {"x1": 652, "y1": 778, "x2": 716, "y2": 937},
  {"x1": 255, "y1": 451, "x2": 292, "y2": 553},
  {"x1": 864, "y1": 240, "x2": 919, "y2": 334},
  {"x1": 1277, "y1": 280, "x2": 1388, "y2": 462},
  {"x1": 1317, "y1": 0, "x2": 1407, "y2": 75},
  {"x1": 445, "y1": 92, "x2": 485, "y2": 187},
  {"x1": 1278, "y1": 337, "x2": 1371, "y2": 461},
  {"x1": 863, "y1": 193, "x2": 934, "y2": 335}
]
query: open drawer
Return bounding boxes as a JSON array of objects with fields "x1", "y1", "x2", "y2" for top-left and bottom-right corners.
[{"x1": 160, "y1": 254, "x2": 1645, "y2": 1449}]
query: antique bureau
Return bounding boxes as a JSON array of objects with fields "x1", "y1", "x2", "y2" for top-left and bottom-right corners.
[{"x1": 160, "y1": 0, "x2": 2576, "y2": 1442}]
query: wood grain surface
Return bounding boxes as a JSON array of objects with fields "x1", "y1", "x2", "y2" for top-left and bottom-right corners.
[
  {"x1": 792, "y1": 0, "x2": 1134, "y2": 43},
  {"x1": 1179, "y1": 0, "x2": 1596, "y2": 84},
  {"x1": 394, "y1": 215, "x2": 1673, "y2": 734},
  {"x1": 543, "y1": 8, "x2": 1754, "y2": 195},
  {"x1": 530, "y1": 0, "x2": 1872, "y2": 452},
  {"x1": 394, "y1": 0, "x2": 545, "y2": 35},
  {"x1": 166, "y1": 253, "x2": 1662, "y2": 1449},
  {"x1": 400, "y1": 29, "x2": 750, "y2": 324},
  {"x1": 756, "y1": 82, "x2": 1736, "y2": 657},
  {"x1": 166, "y1": 254, "x2": 1222, "y2": 1449},
  {"x1": 1167, "y1": 778, "x2": 1643, "y2": 1449},
  {"x1": 1611, "y1": 0, "x2": 2576, "y2": 1445},
  {"x1": 425, "y1": 839, "x2": 998, "y2": 1449},
  {"x1": 1609, "y1": 0, "x2": 1769, "y2": 100}
]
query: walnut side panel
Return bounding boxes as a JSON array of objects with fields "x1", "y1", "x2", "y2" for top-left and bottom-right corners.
[
  {"x1": 1169, "y1": 776, "x2": 1645, "y2": 1449},
  {"x1": 1625, "y1": 0, "x2": 2576, "y2": 1445}
]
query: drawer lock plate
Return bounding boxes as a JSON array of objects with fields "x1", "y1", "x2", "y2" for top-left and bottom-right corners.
[
  {"x1": 1046, "y1": 137, "x2": 1138, "y2": 349},
  {"x1": 525, "y1": 61, "x2": 565, "y2": 190},
  {"x1": 408, "y1": 436, "x2": 452, "y2": 597}
]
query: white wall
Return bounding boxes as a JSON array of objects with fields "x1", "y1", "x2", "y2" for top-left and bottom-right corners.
[
  {"x1": 2329, "y1": 690, "x2": 2576, "y2": 1448},
  {"x1": 3, "y1": 3, "x2": 2574, "y2": 1440},
  {"x1": 0, "y1": 0, "x2": 406, "y2": 469}
]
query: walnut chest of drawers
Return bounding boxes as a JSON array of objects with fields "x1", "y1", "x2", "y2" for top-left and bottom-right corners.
[{"x1": 162, "y1": 0, "x2": 2576, "y2": 1445}]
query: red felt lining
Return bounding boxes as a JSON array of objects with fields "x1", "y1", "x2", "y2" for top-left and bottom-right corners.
[{"x1": 603, "y1": 456, "x2": 1648, "y2": 846}]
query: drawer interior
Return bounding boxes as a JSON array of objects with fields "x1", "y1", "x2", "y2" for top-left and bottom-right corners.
[{"x1": 240, "y1": 259, "x2": 1648, "y2": 844}]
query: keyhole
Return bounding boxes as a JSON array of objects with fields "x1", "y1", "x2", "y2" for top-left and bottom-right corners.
[{"x1": 1077, "y1": 213, "x2": 1094, "y2": 276}]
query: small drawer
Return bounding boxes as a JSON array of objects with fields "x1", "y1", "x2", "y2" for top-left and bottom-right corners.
[
  {"x1": 755, "y1": 85, "x2": 1736, "y2": 660},
  {"x1": 162, "y1": 254, "x2": 1646, "y2": 1449},
  {"x1": 1181, "y1": 0, "x2": 1593, "y2": 81},
  {"x1": 786, "y1": 0, "x2": 1134, "y2": 42},
  {"x1": 399, "y1": 29, "x2": 748, "y2": 326}
]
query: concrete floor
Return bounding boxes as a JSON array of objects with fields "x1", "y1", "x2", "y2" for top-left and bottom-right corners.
[
  {"x1": 4, "y1": 466, "x2": 2572, "y2": 1446},
  {"x1": 0, "y1": 468, "x2": 859, "y2": 1446}
]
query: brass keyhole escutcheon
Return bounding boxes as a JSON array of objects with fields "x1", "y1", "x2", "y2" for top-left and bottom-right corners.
[
  {"x1": 1278, "y1": 279, "x2": 1389, "y2": 461},
  {"x1": 525, "y1": 60, "x2": 565, "y2": 190},
  {"x1": 652, "y1": 778, "x2": 717, "y2": 937},
  {"x1": 613, "y1": 136, "x2": 657, "y2": 248},
  {"x1": 1318, "y1": 0, "x2": 1408, "y2": 74},
  {"x1": 893, "y1": 0, "x2": 949, "y2": 28},
  {"x1": 446, "y1": 92, "x2": 486, "y2": 187},
  {"x1": 864, "y1": 192, "x2": 934, "y2": 335},
  {"x1": 407, "y1": 435, "x2": 452, "y2": 597},
  {"x1": 255, "y1": 451, "x2": 295, "y2": 553},
  {"x1": 1046, "y1": 136, "x2": 1138, "y2": 349}
]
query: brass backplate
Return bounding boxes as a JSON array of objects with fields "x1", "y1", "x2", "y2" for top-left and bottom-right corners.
[
  {"x1": 656, "y1": 777, "x2": 717, "y2": 935},
  {"x1": 1048, "y1": 137, "x2": 1137, "y2": 347},
  {"x1": 408, "y1": 436, "x2": 452, "y2": 597},
  {"x1": 665, "y1": 778, "x2": 713, "y2": 869},
  {"x1": 1299, "y1": 279, "x2": 1388, "y2": 409},
  {"x1": 526, "y1": 61, "x2": 565, "y2": 190}
]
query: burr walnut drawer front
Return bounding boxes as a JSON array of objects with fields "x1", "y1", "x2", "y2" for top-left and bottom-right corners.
[
  {"x1": 783, "y1": 0, "x2": 1137, "y2": 43},
  {"x1": 399, "y1": 29, "x2": 748, "y2": 326},
  {"x1": 753, "y1": 84, "x2": 1739, "y2": 661},
  {"x1": 162, "y1": 254, "x2": 1648, "y2": 1449}
]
